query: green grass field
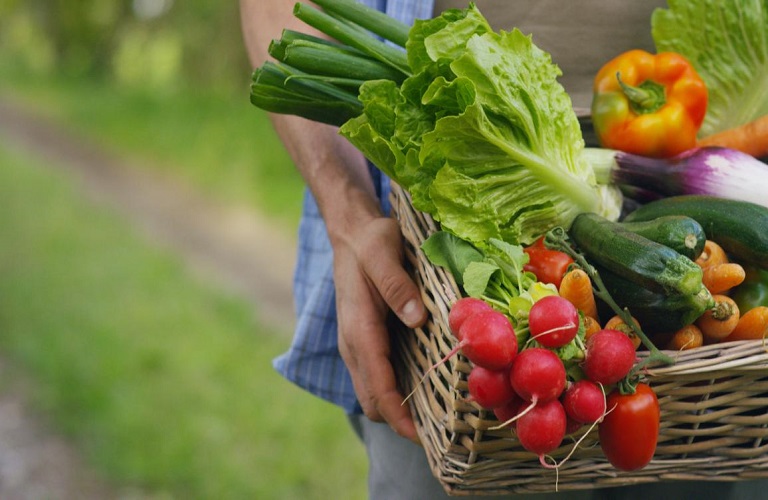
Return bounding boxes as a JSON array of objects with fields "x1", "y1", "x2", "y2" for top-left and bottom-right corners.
[
  {"x1": 4, "y1": 75, "x2": 305, "y2": 229},
  {"x1": 0, "y1": 138, "x2": 367, "y2": 498}
]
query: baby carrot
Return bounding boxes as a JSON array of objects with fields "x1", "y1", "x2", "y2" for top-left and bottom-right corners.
[
  {"x1": 695, "y1": 240, "x2": 729, "y2": 269},
  {"x1": 723, "y1": 306, "x2": 768, "y2": 342},
  {"x1": 559, "y1": 268, "x2": 599, "y2": 321},
  {"x1": 665, "y1": 324, "x2": 704, "y2": 351},
  {"x1": 582, "y1": 315, "x2": 602, "y2": 341},
  {"x1": 702, "y1": 262, "x2": 746, "y2": 294},
  {"x1": 696, "y1": 294, "x2": 740, "y2": 342},
  {"x1": 697, "y1": 115, "x2": 768, "y2": 159},
  {"x1": 604, "y1": 314, "x2": 642, "y2": 350}
]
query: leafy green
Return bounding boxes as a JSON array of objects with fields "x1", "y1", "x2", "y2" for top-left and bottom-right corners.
[
  {"x1": 652, "y1": 0, "x2": 768, "y2": 136},
  {"x1": 421, "y1": 231, "x2": 545, "y2": 341},
  {"x1": 341, "y1": 4, "x2": 622, "y2": 247},
  {"x1": 420, "y1": 230, "x2": 483, "y2": 287}
]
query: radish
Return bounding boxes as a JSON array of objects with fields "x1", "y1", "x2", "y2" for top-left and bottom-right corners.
[
  {"x1": 565, "y1": 415, "x2": 584, "y2": 435},
  {"x1": 448, "y1": 297, "x2": 493, "y2": 339},
  {"x1": 516, "y1": 399, "x2": 566, "y2": 459},
  {"x1": 492, "y1": 393, "x2": 524, "y2": 428},
  {"x1": 457, "y1": 310, "x2": 518, "y2": 370},
  {"x1": 467, "y1": 365, "x2": 515, "y2": 409},
  {"x1": 510, "y1": 347, "x2": 566, "y2": 404},
  {"x1": 562, "y1": 379, "x2": 606, "y2": 424},
  {"x1": 528, "y1": 295, "x2": 579, "y2": 348},
  {"x1": 583, "y1": 329, "x2": 636, "y2": 385},
  {"x1": 403, "y1": 309, "x2": 517, "y2": 405}
]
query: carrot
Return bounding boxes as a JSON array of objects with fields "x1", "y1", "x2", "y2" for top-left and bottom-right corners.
[
  {"x1": 558, "y1": 268, "x2": 599, "y2": 321},
  {"x1": 604, "y1": 314, "x2": 642, "y2": 350},
  {"x1": 665, "y1": 324, "x2": 704, "y2": 351},
  {"x1": 723, "y1": 306, "x2": 768, "y2": 342},
  {"x1": 695, "y1": 240, "x2": 729, "y2": 269},
  {"x1": 697, "y1": 114, "x2": 768, "y2": 159},
  {"x1": 695, "y1": 294, "x2": 740, "y2": 342},
  {"x1": 582, "y1": 315, "x2": 602, "y2": 341},
  {"x1": 701, "y1": 262, "x2": 746, "y2": 294}
]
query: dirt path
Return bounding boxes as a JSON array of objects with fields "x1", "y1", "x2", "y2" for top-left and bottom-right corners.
[{"x1": 0, "y1": 95, "x2": 298, "y2": 497}]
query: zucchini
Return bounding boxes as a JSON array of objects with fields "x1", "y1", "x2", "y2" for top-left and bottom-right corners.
[
  {"x1": 595, "y1": 265, "x2": 712, "y2": 333},
  {"x1": 618, "y1": 215, "x2": 706, "y2": 261},
  {"x1": 623, "y1": 195, "x2": 768, "y2": 268},
  {"x1": 569, "y1": 212, "x2": 706, "y2": 297}
]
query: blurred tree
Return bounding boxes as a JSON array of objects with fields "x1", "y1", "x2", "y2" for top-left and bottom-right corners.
[
  {"x1": 35, "y1": 0, "x2": 132, "y2": 77},
  {"x1": 0, "y1": 0, "x2": 253, "y2": 93}
]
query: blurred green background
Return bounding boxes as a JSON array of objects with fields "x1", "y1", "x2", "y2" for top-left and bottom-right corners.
[{"x1": 0, "y1": 0, "x2": 367, "y2": 498}]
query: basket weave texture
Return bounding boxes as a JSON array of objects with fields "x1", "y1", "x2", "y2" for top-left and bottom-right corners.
[{"x1": 389, "y1": 182, "x2": 768, "y2": 496}]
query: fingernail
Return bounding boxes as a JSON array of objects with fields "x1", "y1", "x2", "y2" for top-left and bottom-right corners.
[{"x1": 401, "y1": 299, "x2": 422, "y2": 326}]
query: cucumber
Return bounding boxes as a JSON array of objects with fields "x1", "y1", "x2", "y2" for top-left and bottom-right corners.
[
  {"x1": 619, "y1": 215, "x2": 706, "y2": 261},
  {"x1": 595, "y1": 265, "x2": 712, "y2": 333},
  {"x1": 623, "y1": 195, "x2": 768, "y2": 268},
  {"x1": 568, "y1": 213, "x2": 706, "y2": 298}
]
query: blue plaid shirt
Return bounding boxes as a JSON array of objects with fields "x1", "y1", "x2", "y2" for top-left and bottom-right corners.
[{"x1": 273, "y1": 0, "x2": 435, "y2": 414}]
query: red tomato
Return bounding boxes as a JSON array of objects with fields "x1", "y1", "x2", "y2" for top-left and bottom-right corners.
[
  {"x1": 598, "y1": 383, "x2": 660, "y2": 471},
  {"x1": 523, "y1": 237, "x2": 574, "y2": 288}
]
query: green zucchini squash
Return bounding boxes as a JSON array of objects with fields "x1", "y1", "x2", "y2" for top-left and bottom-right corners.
[
  {"x1": 594, "y1": 265, "x2": 712, "y2": 334},
  {"x1": 623, "y1": 195, "x2": 768, "y2": 268},
  {"x1": 618, "y1": 215, "x2": 706, "y2": 261},
  {"x1": 569, "y1": 212, "x2": 707, "y2": 298}
]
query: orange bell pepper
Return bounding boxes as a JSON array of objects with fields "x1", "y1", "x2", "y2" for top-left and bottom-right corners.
[{"x1": 591, "y1": 49, "x2": 708, "y2": 158}]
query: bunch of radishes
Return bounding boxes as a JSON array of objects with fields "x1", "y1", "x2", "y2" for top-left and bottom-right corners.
[{"x1": 449, "y1": 295, "x2": 638, "y2": 466}]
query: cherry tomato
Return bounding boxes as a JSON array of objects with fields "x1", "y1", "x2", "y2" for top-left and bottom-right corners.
[
  {"x1": 598, "y1": 383, "x2": 659, "y2": 471},
  {"x1": 523, "y1": 237, "x2": 574, "y2": 289}
]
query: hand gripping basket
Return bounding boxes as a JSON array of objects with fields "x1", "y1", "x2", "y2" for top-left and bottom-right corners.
[{"x1": 389, "y1": 182, "x2": 768, "y2": 496}]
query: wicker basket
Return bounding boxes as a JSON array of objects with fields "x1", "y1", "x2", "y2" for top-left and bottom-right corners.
[{"x1": 389, "y1": 182, "x2": 768, "y2": 496}]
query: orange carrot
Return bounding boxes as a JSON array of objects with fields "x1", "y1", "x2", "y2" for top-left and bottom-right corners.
[
  {"x1": 665, "y1": 324, "x2": 704, "y2": 351},
  {"x1": 723, "y1": 306, "x2": 768, "y2": 342},
  {"x1": 559, "y1": 268, "x2": 599, "y2": 321},
  {"x1": 702, "y1": 262, "x2": 746, "y2": 294},
  {"x1": 697, "y1": 114, "x2": 768, "y2": 159},
  {"x1": 696, "y1": 294, "x2": 740, "y2": 342},
  {"x1": 604, "y1": 314, "x2": 642, "y2": 350},
  {"x1": 582, "y1": 315, "x2": 602, "y2": 341},
  {"x1": 695, "y1": 240, "x2": 729, "y2": 269}
]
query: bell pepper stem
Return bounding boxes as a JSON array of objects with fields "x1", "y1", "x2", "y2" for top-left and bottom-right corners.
[{"x1": 616, "y1": 72, "x2": 666, "y2": 115}]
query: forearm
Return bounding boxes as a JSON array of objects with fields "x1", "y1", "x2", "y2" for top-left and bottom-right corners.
[
  {"x1": 239, "y1": 0, "x2": 382, "y2": 244},
  {"x1": 240, "y1": 0, "x2": 425, "y2": 440}
]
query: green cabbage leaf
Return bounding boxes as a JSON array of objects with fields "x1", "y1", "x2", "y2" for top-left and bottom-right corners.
[{"x1": 652, "y1": 0, "x2": 768, "y2": 136}]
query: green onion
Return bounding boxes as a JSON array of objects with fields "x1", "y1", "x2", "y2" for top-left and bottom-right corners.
[
  {"x1": 250, "y1": 0, "x2": 415, "y2": 122},
  {"x1": 293, "y1": 3, "x2": 410, "y2": 76},
  {"x1": 310, "y1": 0, "x2": 411, "y2": 47},
  {"x1": 250, "y1": 62, "x2": 362, "y2": 126},
  {"x1": 269, "y1": 39, "x2": 407, "y2": 83}
]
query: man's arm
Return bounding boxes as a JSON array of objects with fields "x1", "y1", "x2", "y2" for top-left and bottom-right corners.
[{"x1": 239, "y1": 0, "x2": 427, "y2": 441}]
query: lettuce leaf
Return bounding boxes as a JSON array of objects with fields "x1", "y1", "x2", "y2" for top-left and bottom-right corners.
[
  {"x1": 652, "y1": 0, "x2": 768, "y2": 136},
  {"x1": 340, "y1": 5, "x2": 621, "y2": 246}
]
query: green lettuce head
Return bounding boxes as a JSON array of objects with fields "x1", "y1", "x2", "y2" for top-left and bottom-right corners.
[{"x1": 341, "y1": 4, "x2": 621, "y2": 246}]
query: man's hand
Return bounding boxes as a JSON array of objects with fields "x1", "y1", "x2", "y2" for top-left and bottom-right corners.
[{"x1": 333, "y1": 215, "x2": 426, "y2": 442}]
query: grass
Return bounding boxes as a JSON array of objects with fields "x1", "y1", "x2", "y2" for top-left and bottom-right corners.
[
  {"x1": 0, "y1": 139, "x2": 367, "y2": 499},
  {"x1": 1, "y1": 72, "x2": 305, "y2": 229}
]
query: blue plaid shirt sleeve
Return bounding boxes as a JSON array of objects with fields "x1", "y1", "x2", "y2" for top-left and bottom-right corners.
[{"x1": 273, "y1": 0, "x2": 436, "y2": 414}]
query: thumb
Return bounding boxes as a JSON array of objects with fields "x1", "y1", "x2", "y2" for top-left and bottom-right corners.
[{"x1": 363, "y1": 221, "x2": 427, "y2": 328}]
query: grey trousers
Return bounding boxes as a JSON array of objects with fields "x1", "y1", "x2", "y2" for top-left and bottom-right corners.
[{"x1": 349, "y1": 414, "x2": 765, "y2": 500}]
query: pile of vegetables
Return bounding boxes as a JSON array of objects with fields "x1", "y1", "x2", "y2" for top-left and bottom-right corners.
[{"x1": 250, "y1": 0, "x2": 768, "y2": 475}]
